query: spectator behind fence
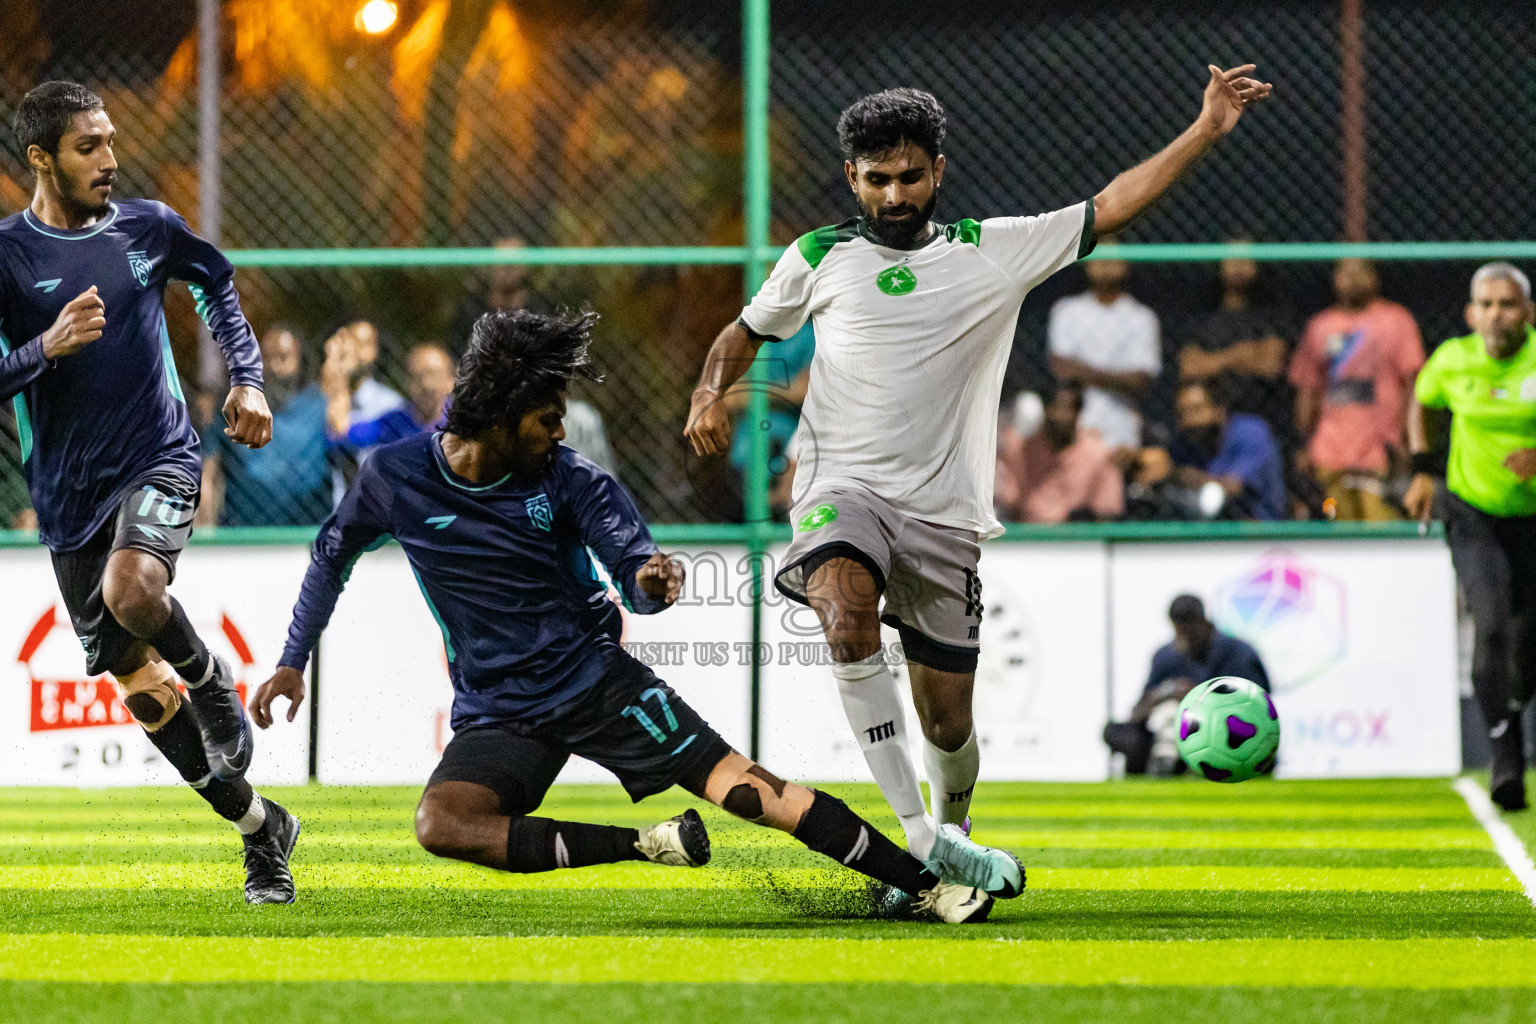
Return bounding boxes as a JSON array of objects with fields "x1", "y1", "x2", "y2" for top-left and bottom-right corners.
[
  {"x1": 1048, "y1": 252, "x2": 1161, "y2": 450},
  {"x1": 199, "y1": 326, "x2": 331, "y2": 527},
  {"x1": 321, "y1": 320, "x2": 406, "y2": 441},
  {"x1": 995, "y1": 381, "x2": 1123, "y2": 523},
  {"x1": 1103, "y1": 595, "x2": 1271, "y2": 775},
  {"x1": 451, "y1": 237, "x2": 534, "y2": 343},
  {"x1": 1179, "y1": 252, "x2": 1294, "y2": 439},
  {"x1": 563, "y1": 399, "x2": 617, "y2": 476},
  {"x1": 1290, "y1": 259, "x2": 1424, "y2": 520},
  {"x1": 343, "y1": 343, "x2": 456, "y2": 449},
  {"x1": 1127, "y1": 380, "x2": 1284, "y2": 521}
]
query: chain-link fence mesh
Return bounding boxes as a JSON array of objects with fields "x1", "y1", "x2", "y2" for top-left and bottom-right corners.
[{"x1": 0, "y1": 0, "x2": 1532, "y2": 528}]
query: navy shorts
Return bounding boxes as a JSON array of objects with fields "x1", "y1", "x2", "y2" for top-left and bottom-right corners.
[
  {"x1": 50, "y1": 469, "x2": 199, "y2": 676},
  {"x1": 427, "y1": 655, "x2": 734, "y2": 814}
]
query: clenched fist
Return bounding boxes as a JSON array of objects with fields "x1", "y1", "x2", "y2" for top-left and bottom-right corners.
[{"x1": 41, "y1": 286, "x2": 106, "y2": 359}]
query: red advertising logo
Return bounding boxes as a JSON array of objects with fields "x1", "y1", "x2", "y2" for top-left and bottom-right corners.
[{"x1": 19, "y1": 605, "x2": 253, "y2": 733}]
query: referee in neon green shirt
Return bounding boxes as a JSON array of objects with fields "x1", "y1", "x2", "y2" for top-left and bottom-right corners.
[{"x1": 1407, "y1": 262, "x2": 1536, "y2": 811}]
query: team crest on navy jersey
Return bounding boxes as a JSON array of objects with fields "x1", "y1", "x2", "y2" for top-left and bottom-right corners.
[
  {"x1": 126, "y1": 250, "x2": 152, "y2": 287},
  {"x1": 524, "y1": 493, "x2": 553, "y2": 531}
]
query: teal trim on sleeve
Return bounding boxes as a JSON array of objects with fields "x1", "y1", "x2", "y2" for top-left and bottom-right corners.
[
  {"x1": 187, "y1": 283, "x2": 214, "y2": 328},
  {"x1": 411, "y1": 566, "x2": 457, "y2": 664},
  {"x1": 0, "y1": 328, "x2": 33, "y2": 462},
  {"x1": 157, "y1": 315, "x2": 186, "y2": 403}
]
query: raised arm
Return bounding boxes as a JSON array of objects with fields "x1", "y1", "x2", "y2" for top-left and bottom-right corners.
[{"x1": 1093, "y1": 65, "x2": 1272, "y2": 238}]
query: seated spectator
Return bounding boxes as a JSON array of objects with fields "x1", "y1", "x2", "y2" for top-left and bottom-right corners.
[
  {"x1": 1289, "y1": 258, "x2": 1424, "y2": 520},
  {"x1": 344, "y1": 343, "x2": 456, "y2": 449},
  {"x1": 995, "y1": 382, "x2": 1124, "y2": 523},
  {"x1": 1048, "y1": 252, "x2": 1161, "y2": 451},
  {"x1": 1103, "y1": 595, "x2": 1271, "y2": 775},
  {"x1": 200, "y1": 325, "x2": 331, "y2": 527},
  {"x1": 1130, "y1": 379, "x2": 1285, "y2": 521},
  {"x1": 1179, "y1": 252, "x2": 1294, "y2": 440}
]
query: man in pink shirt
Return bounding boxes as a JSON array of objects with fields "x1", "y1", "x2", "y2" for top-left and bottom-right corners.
[
  {"x1": 996, "y1": 382, "x2": 1125, "y2": 523},
  {"x1": 1289, "y1": 258, "x2": 1424, "y2": 520}
]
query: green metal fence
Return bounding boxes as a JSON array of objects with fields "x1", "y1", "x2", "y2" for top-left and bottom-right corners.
[{"x1": 2, "y1": 0, "x2": 1512, "y2": 759}]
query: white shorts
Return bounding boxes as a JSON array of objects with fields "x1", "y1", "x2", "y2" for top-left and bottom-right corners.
[{"x1": 774, "y1": 483, "x2": 982, "y2": 672}]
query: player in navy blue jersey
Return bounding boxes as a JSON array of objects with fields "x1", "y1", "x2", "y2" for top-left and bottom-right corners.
[
  {"x1": 252, "y1": 308, "x2": 1013, "y2": 923},
  {"x1": 0, "y1": 82, "x2": 298, "y2": 903}
]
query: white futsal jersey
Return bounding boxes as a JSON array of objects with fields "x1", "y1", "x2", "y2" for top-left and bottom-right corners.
[{"x1": 740, "y1": 202, "x2": 1095, "y2": 539}]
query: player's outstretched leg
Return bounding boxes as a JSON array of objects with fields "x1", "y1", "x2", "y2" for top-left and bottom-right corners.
[
  {"x1": 103, "y1": 548, "x2": 251, "y2": 779},
  {"x1": 414, "y1": 781, "x2": 710, "y2": 873},
  {"x1": 113, "y1": 655, "x2": 298, "y2": 903},
  {"x1": 807, "y1": 557, "x2": 937, "y2": 860},
  {"x1": 695, "y1": 750, "x2": 994, "y2": 923}
]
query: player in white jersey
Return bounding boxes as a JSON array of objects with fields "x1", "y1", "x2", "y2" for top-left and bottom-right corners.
[{"x1": 687, "y1": 67, "x2": 1273, "y2": 904}]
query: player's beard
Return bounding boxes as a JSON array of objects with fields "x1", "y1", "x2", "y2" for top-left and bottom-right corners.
[
  {"x1": 858, "y1": 189, "x2": 938, "y2": 250},
  {"x1": 59, "y1": 165, "x2": 113, "y2": 219}
]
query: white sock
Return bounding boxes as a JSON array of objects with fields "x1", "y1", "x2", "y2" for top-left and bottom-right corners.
[
  {"x1": 832, "y1": 652, "x2": 936, "y2": 860},
  {"x1": 923, "y1": 729, "x2": 979, "y2": 827},
  {"x1": 234, "y1": 794, "x2": 267, "y2": 835}
]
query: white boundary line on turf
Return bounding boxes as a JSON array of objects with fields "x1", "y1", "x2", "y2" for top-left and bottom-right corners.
[{"x1": 1455, "y1": 776, "x2": 1536, "y2": 908}]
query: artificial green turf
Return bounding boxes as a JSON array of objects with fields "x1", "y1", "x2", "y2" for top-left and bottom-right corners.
[
  {"x1": 2, "y1": 778, "x2": 1533, "y2": 1022},
  {"x1": 3, "y1": 983, "x2": 1534, "y2": 1024}
]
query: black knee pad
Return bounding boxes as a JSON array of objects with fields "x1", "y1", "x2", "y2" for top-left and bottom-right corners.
[{"x1": 722, "y1": 781, "x2": 764, "y2": 821}]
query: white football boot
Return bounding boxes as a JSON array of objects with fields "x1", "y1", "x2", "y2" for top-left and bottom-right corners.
[{"x1": 634, "y1": 808, "x2": 712, "y2": 867}]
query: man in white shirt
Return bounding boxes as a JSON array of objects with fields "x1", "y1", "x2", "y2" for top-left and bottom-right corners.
[
  {"x1": 1048, "y1": 255, "x2": 1161, "y2": 450},
  {"x1": 685, "y1": 67, "x2": 1272, "y2": 920}
]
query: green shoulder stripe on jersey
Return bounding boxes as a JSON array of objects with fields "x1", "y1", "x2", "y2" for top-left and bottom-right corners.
[
  {"x1": 944, "y1": 219, "x2": 982, "y2": 246},
  {"x1": 795, "y1": 220, "x2": 858, "y2": 270}
]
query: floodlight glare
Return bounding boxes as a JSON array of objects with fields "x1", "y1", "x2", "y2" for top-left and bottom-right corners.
[{"x1": 355, "y1": 1, "x2": 399, "y2": 35}]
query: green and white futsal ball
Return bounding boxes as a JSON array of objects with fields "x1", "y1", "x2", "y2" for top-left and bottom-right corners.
[{"x1": 1175, "y1": 676, "x2": 1280, "y2": 783}]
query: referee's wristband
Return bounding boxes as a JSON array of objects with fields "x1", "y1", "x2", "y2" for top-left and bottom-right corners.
[{"x1": 1410, "y1": 452, "x2": 1446, "y2": 478}]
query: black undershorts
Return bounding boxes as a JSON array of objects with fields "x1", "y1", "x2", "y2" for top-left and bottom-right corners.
[{"x1": 427, "y1": 655, "x2": 734, "y2": 815}]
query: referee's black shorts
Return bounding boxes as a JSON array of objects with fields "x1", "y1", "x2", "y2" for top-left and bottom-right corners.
[{"x1": 427, "y1": 655, "x2": 734, "y2": 816}]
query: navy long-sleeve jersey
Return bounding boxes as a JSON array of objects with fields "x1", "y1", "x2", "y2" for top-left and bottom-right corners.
[
  {"x1": 280, "y1": 433, "x2": 665, "y2": 728},
  {"x1": 0, "y1": 199, "x2": 262, "y2": 550}
]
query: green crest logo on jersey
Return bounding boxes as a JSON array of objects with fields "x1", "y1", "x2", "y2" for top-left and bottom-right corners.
[
  {"x1": 798, "y1": 503, "x2": 838, "y2": 531},
  {"x1": 127, "y1": 250, "x2": 152, "y2": 288},
  {"x1": 875, "y1": 265, "x2": 917, "y2": 296}
]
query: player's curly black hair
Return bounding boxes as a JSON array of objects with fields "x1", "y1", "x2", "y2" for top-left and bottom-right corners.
[
  {"x1": 444, "y1": 308, "x2": 602, "y2": 438},
  {"x1": 836, "y1": 88, "x2": 947, "y2": 162},
  {"x1": 13, "y1": 81, "x2": 104, "y2": 159}
]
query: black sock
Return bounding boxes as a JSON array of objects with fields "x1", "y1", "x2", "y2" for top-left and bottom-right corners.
[
  {"x1": 794, "y1": 790, "x2": 938, "y2": 894},
  {"x1": 146, "y1": 598, "x2": 213, "y2": 686},
  {"x1": 147, "y1": 706, "x2": 255, "y2": 821},
  {"x1": 505, "y1": 816, "x2": 645, "y2": 873}
]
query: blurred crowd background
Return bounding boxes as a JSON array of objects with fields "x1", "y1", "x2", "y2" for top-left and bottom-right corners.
[{"x1": 1, "y1": 0, "x2": 1533, "y2": 527}]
